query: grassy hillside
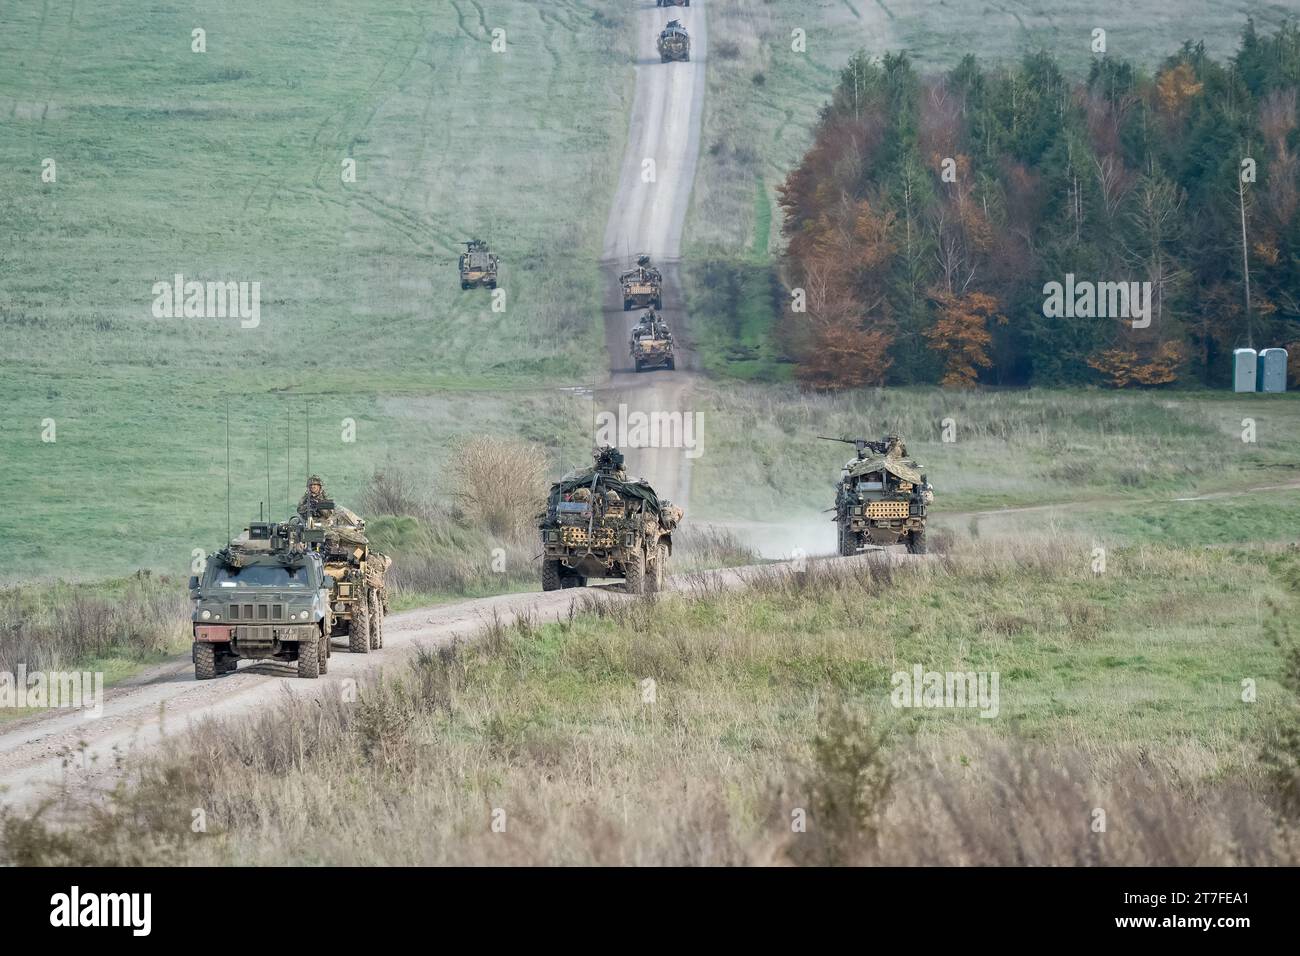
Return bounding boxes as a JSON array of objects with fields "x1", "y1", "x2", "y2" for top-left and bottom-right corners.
[{"x1": 0, "y1": 0, "x2": 632, "y2": 580}]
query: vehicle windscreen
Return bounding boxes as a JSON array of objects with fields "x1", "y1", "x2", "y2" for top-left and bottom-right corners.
[{"x1": 211, "y1": 564, "x2": 313, "y2": 588}]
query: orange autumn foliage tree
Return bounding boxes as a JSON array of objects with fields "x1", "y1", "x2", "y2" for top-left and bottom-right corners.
[
  {"x1": 796, "y1": 321, "x2": 894, "y2": 390},
  {"x1": 1087, "y1": 342, "x2": 1186, "y2": 387},
  {"x1": 924, "y1": 291, "x2": 1005, "y2": 387}
]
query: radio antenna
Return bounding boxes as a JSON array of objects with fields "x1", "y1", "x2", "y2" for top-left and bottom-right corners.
[
  {"x1": 286, "y1": 404, "x2": 291, "y2": 513},
  {"x1": 225, "y1": 397, "x2": 232, "y2": 545},
  {"x1": 305, "y1": 401, "x2": 311, "y2": 480},
  {"x1": 266, "y1": 423, "x2": 272, "y2": 519}
]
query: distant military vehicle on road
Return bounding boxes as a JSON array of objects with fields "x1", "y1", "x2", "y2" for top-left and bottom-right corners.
[
  {"x1": 630, "y1": 308, "x2": 675, "y2": 372},
  {"x1": 657, "y1": 20, "x2": 691, "y2": 63},
  {"x1": 656, "y1": 1, "x2": 690, "y2": 8},
  {"x1": 295, "y1": 501, "x2": 391, "y2": 653},
  {"x1": 189, "y1": 521, "x2": 332, "y2": 680},
  {"x1": 823, "y1": 435, "x2": 934, "y2": 556},
  {"x1": 459, "y1": 239, "x2": 499, "y2": 290},
  {"x1": 540, "y1": 446, "x2": 683, "y2": 594},
  {"x1": 619, "y1": 254, "x2": 662, "y2": 311}
]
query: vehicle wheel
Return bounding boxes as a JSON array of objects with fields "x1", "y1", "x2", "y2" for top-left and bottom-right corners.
[
  {"x1": 667, "y1": 357, "x2": 676, "y2": 370},
  {"x1": 907, "y1": 529, "x2": 928, "y2": 555},
  {"x1": 318, "y1": 629, "x2": 329, "y2": 674},
  {"x1": 297, "y1": 633, "x2": 320, "y2": 679},
  {"x1": 461, "y1": 281, "x2": 470, "y2": 290},
  {"x1": 661, "y1": 54, "x2": 669, "y2": 63},
  {"x1": 218, "y1": 655, "x2": 238, "y2": 675},
  {"x1": 838, "y1": 523, "x2": 857, "y2": 557},
  {"x1": 369, "y1": 589, "x2": 385, "y2": 650},
  {"x1": 542, "y1": 559, "x2": 563, "y2": 592},
  {"x1": 646, "y1": 542, "x2": 666, "y2": 594},
  {"x1": 487, "y1": 280, "x2": 497, "y2": 289},
  {"x1": 634, "y1": 359, "x2": 643, "y2": 372},
  {"x1": 624, "y1": 548, "x2": 646, "y2": 595},
  {"x1": 654, "y1": 296, "x2": 662, "y2": 309},
  {"x1": 349, "y1": 592, "x2": 371, "y2": 653},
  {"x1": 194, "y1": 643, "x2": 216, "y2": 681}
]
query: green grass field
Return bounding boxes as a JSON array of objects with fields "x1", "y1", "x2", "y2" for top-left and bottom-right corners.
[{"x1": 0, "y1": 0, "x2": 632, "y2": 581}]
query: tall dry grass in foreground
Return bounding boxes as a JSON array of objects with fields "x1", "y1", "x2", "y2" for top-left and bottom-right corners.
[{"x1": 4, "y1": 537, "x2": 1297, "y2": 866}]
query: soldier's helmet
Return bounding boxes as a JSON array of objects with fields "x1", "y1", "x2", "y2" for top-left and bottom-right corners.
[
  {"x1": 307, "y1": 474, "x2": 323, "y2": 491},
  {"x1": 636, "y1": 253, "x2": 650, "y2": 267}
]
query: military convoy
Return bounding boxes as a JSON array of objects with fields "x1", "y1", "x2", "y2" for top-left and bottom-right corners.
[
  {"x1": 658, "y1": 20, "x2": 691, "y2": 62},
  {"x1": 190, "y1": 484, "x2": 390, "y2": 680},
  {"x1": 458, "y1": 239, "x2": 499, "y2": 290},
  {"x1": 620, "y1": 254, "x2": 662, "y2": 311},
  {"x1": 630, "y1": 308, "x2": 675, "y2": 372},
  {"x1": 824, "y1": 436, "x2": 934, "y2": 556},
  {"x1": 539, "y1": 447, "x2": 682, "y2": 595}
]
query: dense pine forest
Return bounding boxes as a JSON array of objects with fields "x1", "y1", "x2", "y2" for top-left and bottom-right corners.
[{"x1": 777, "y1": 21, "x2": 1300, "y2": 389}]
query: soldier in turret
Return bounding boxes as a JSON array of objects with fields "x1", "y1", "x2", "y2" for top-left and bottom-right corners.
[{"x1": 297, "y1": 474, "x2": 330, "y2": 519}]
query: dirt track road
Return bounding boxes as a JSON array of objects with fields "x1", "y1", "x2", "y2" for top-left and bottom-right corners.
[
  {"x1": 596, "y1": 1, "x2": 707, "y2": 510},
  {"x1": 0, "y1": 3, "x2": 714, "y2": 810}
]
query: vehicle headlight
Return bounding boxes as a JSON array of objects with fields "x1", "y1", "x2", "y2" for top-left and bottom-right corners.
[{"x1": 200, "y1": 609, "x2": 211, "y2": 620}]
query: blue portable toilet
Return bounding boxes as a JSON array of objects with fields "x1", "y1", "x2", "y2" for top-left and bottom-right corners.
[
  {"x1": 1258, "y1": 348, "x2": 1288, "y2": 393},
  {"x1": 1233, "y1": 348, "x2": 1257, "y2": 392}
]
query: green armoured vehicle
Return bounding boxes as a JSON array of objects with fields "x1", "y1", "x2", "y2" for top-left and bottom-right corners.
[
  {"x1": 295, "y1": 501, "x2": 391, "y2": 654},
  {"x1": 656, "y1": 1, "x2": 690, "y2": 7},
  {"x1": 539, "y1": 446, "x2": 683, "y2": 594},
  {"x1": 619, "y1": 254, "x2": 662, "y2": 311},
  {"x1": 630, "y1": 308, "x2": 675, "y2": 372},
  {"x1": 823, "y1": 436, "x2": 934, "y2": 556},
  {"x1": 189, "y1": 521, "x2": 333, "y2": 680},
  {"x1": 657, "y1": 20, "x2": 690, "y2": 62},
  {"x1": 459, "y1": 239, "x2": 499, "y2": 290}
]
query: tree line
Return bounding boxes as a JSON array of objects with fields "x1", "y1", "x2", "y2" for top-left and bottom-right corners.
[{"x1": 777, "y1": 21, "x2": 1300, "y2": 388}]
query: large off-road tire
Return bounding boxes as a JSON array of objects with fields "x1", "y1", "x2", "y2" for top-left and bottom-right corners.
[
  {"x1": 634, "y1": 359, "x2": 644, "y2": 372},
  {"x1": 623, "y1": 298, "x2": 633, "y2": 311},
  {"x1": 318, "y1": 629, "x2": 329, "y2": 674},
  {"x1": 542, "y1": 559, "x2": 563, "y2": 592},
  {"x1": 666, "y1": 357, "x2": 676, "y2": 370},
  {"x1": 646, "y1": 542, "x2": 667, "y2": 594},
  {"x1": 661, "y1": 54, "x2": 670, "y2": 63},
  {"x1": 460, "y1": 281, "x2": 470, "y2": 290},
  {"x1": 297, "y1": 633, "x2": 320, "y2": 679},
  {"x1": 194, "y1": 643, "x2": 216, "y2": 681},
  {"x1": 349, "y1": 592, "x2": 371, "y2": 653},
  {"x1": 907, "y1": 528, "x2": 928, "y2": 555},
  {"x1": 486, "y1": 280, "x2": 497, "y2": 289},
  {"x1": 369, "y1": 589, "x2": 385, "y2": 650},
  {"x1": 624, "y1": 548, "x2": 646, "y2": 595},
  {"x1": 838, "y1": 522, "x2": 858, "y2": 557}
]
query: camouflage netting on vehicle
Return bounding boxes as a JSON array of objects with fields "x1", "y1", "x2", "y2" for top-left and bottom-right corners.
[
  {"x1": 846, "y1": 457, "x2": 925, "y2": 484},
  {"x1": 553, "y1": 472, "x2": 661, "y2": 508}
]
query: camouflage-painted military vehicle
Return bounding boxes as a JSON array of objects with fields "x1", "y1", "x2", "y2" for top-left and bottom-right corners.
[
  {"x1": 658, "y1": 20, "x2": 691, "y2": 62},
  {"x1": 823, "y1": 436, "x2": 934, "y2": 556},
  {"x1": 189, "y1": 521, "x2": 333, "y2": 680},
  {"x1": 295, "y1": 501, "x2": 391, "y2": 654},
  {"x1": 459, "y1": 239, "x2": 499, "y2": 290},
  {"x1": 540, "y1": 446, "x2": 683, "y2": 594},
  {"x1": 630, "y1": 309, "x2": 675, "y2": 372},
  {"x1": 656, "y1": 1, "x2": 690, "y2": 8},
  {"x1": 619, "y1": 254, "x2": 662, "y2": 311}
]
